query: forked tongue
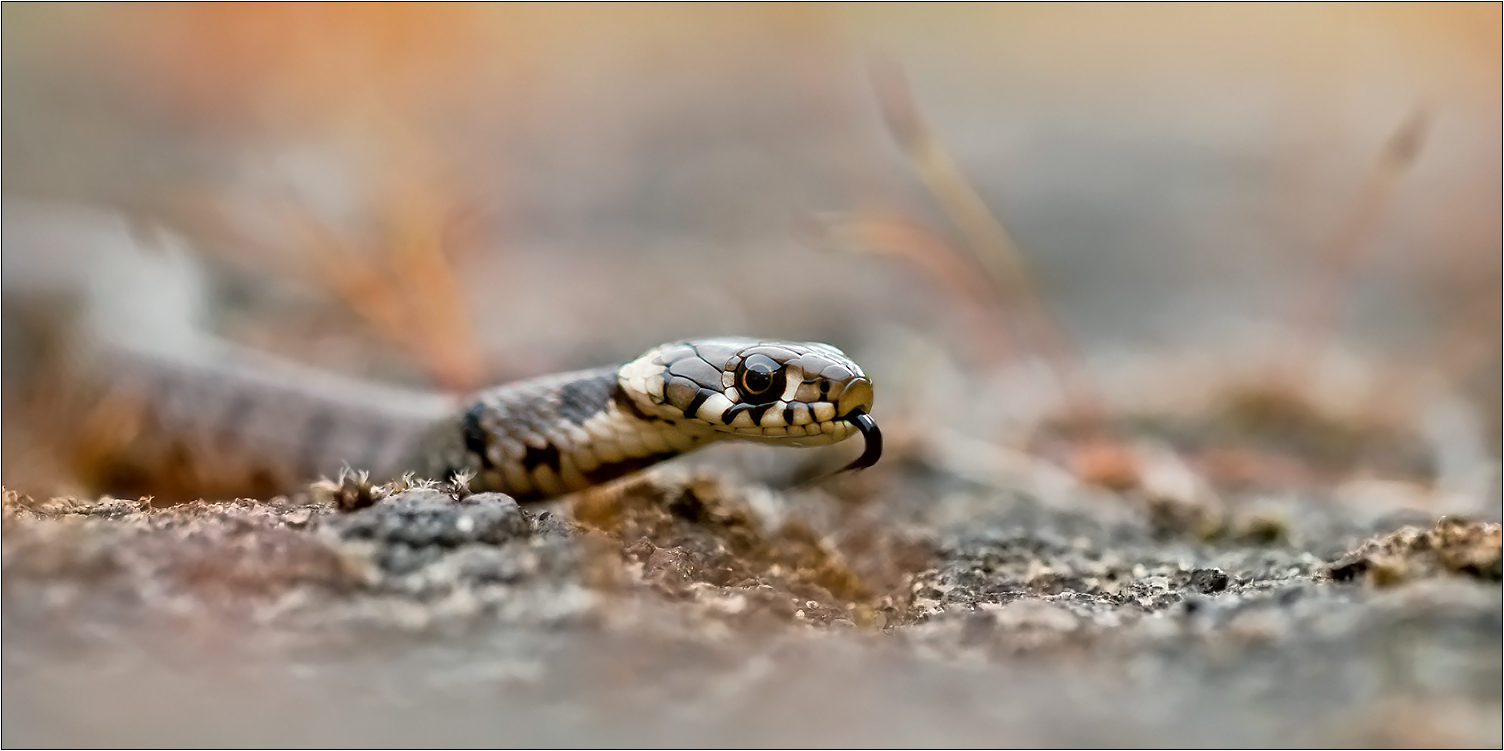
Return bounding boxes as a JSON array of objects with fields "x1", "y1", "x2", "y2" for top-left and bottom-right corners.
[
  {"x1": 783, "y1": 409, "x2": 882, "y2": 493},
  {"x1": 837, "y1": 408, "x2": 883, "y2": 473}
]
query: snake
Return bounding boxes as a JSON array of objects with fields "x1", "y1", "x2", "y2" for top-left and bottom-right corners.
[
  {"x1": 4, "y1": 204, "x2": 880, "y2": 502},
  {"x1": 416, "y1": 337, "x2": 880, "y2": 501}
]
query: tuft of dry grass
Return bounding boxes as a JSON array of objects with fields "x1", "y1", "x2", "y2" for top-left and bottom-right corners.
[{"x1": 281, "y1": 179, "x2": 486, "y2": 394}]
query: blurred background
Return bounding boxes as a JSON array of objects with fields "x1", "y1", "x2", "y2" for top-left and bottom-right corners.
[
  {"x1": 4, "y1": 3, "x2": 1500, "y2": 498},
  {"x1": 4, "y1": 3, "x2": 1500, "y2": 502},
  {"x1": 2, "y1": 4, "x2": 1500, "y2": 745}
]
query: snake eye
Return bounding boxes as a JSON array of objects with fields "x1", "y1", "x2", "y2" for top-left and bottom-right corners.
[{"x1": 735, "y1": 354, "x2": 784, "y2": 403}]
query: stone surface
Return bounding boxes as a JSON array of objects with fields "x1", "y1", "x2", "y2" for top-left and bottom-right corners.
[{"x1": 4, "y1": 469, "x2": 1499, "y2": 747}]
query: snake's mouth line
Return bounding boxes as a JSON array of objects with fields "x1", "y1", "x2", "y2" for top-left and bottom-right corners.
[
  {"x1": 714, "y1": 409, "x2": 882, "y2": 471},
  {"x1": 723, "y1": 419, "x2": 853, "y2": 438},
  {"x1": 704, "y1": 394, "x2": 871, "y2": 440}
]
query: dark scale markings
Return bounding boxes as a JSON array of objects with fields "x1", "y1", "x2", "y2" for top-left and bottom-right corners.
[
  {"x1": 556, "y1": 369, "x2": 618, "y2": 426},
  {"x1": 521, "y1": 442, "x2": 563, "y2": 475},
  {"x1": 462, "y1": 402, "x2": 494, "y2": 468},
  {"x1": 721, "y1": 401, "x2": 776, "y2": 425},
  {"x1": 682, "y1": 389, "x2": 712, "y2": 420},
  {"x1": 612, "y1": 384, "x2": 661, "y2": 422},
  {"x1": 751, "y1": 402, "x2": 776, "y2": 423},
  {"x1": 581, "y1": 451, "x2": 681, "y2": 487}
]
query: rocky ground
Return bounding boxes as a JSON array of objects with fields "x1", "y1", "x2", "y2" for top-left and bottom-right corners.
[
  {"x1": 3, "y1": 7, "x2": 1498, "y2": 747},
  {"x1": 4, "y1": 456, "x2": 1499, "y2": 747}
]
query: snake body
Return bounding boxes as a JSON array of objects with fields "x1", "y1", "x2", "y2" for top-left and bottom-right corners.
[
  {"x1": 419, "y1": 338, "x2": 878, "y2": 501},
  {"x1": 5, "y1": 204, "x2": 880, "y2": 502}
]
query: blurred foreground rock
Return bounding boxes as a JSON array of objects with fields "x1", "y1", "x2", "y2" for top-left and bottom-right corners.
[{"x1": 4, "y1": 472, "x2": 1498, "y2": 747}]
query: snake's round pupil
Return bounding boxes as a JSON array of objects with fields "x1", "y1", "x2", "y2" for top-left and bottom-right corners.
[
  {"x1": 744, "y1": 368, "x2": 771, "y2": 392},
  {"x1": 737, "y1": 354, "x2": 780, "y2": 396}
]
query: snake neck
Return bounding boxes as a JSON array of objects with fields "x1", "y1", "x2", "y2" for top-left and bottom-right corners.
[{"x1": 419, "y1": 367, "x2": 718, "y2": 502}]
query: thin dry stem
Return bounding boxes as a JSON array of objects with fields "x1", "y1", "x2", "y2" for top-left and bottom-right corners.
[
  {"x1": 1282, "y1": 108, "x2": 1428, "y2": 384},
  {"x1": 826, "y1": 212, "x2": 1015, "y2": 362},
  {"x1": 282, "y1": 184, "x2": 484, "y2": 394},
  {"x1": 870, "y1": 61, "x2": 1111, "y2": 435}
]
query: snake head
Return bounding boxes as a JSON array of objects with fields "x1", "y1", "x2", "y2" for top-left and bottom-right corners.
[{"x1": 618, "y1": 338, "x2": 879, "y2": 466}]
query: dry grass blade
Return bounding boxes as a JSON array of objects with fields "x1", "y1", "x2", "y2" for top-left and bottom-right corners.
[
  {"x1": 283, "y1": 184, "x2": 485, "y2": 395},
  {"x1": 869, "y1": 60, "x2": 1112, "y2": 438},
  {"x1": 870, "y1": 61, "x2": 1033, "y2": 302},
  {"x1": 1283, "y1": 108, "x2": 1429, "y2": 384},
  {"x1": 826, "y1": 212, "x2": 1016, "y2": 362}
]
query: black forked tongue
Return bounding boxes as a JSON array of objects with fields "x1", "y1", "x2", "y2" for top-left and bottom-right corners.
[{"x1": 838, "y1": 408, "x2": 883, "y2": 473}]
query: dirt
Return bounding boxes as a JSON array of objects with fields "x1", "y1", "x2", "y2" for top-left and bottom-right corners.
[{"x1": 4, "y1": 463, "x2": 1499, "y2": 747}]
